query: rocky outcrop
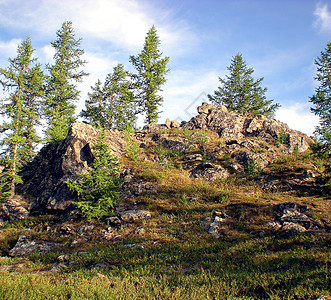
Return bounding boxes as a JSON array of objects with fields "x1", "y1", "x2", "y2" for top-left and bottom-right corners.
[
  {"x1": 183, "y1": 102, "x2": 312, "y2": 153},
  {"x1": 18, "y1": 123, "x2": 125, "y2": 214},
  {"x1": 0, "y1": 197, "x2": 29, "y2": 225}
]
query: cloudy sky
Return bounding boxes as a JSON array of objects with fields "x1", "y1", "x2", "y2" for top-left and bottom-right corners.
[{"x1": 0, "y1": 0, "x2": 330, "y2": 135}]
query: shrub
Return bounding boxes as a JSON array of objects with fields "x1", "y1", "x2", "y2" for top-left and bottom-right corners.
[{"x1": 67, "y1": 131, "x2": 123, "y2": 220}]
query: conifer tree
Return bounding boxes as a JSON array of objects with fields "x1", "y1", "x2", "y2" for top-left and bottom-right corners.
[
  {"x1": 310, "y1": 42, "x2": 331, "y2": 147},
  {"x1": 45, "y1": 21, "x2": 87, "y2": 142},
  {"x1": 67, "y1": 130, "x2": 122, "y2": 220},
  {"x1": 130, "y1": 26, "x2": 169, "y2": 124},
  {"x1": 208, "y1": 53, "x2": 280, "y2": 118},
  {"x1": 0, "y1": 37, "x2": 44, "y2": 200},
  {"x1": 81, "y1": 64, "x2": 136, "y2": 130}
]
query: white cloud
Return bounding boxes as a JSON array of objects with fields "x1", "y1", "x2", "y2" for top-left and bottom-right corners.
[
  {"x1": 314, "y1": 3, "x2": 331, "y2": 32},
  {"x1": 0, "y1": 0, "x2": 198, "y2": 56},
  {"x1": 0, "y1": 39, "x2": 21, "y2": 65},
  {"x1": 275, "y1": 103, "x2": 319, "y2": 136}
]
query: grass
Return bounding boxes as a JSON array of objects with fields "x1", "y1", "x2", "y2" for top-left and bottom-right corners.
[{"x1": 0, "y1": 129, "x2": 330, "y2": 299}]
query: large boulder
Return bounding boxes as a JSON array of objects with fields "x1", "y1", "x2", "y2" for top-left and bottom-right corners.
[{"x1": 18, "y1": 123, "x2": 125, "y2": 214}]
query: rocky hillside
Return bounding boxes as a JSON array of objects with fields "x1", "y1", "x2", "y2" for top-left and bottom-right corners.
[
  {"x1": 1, "y1": 102, "x2": 320, "y2": 220},
  {"x1": 0, "y1": 102, "x2": 330, "y2": 299}
]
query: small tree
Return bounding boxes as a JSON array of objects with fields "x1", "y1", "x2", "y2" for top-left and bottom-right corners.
[
  {"x1": 45, "y1": 21, "x2": 88, "y2": 142},
  {"x1": 310, "y1": 42, "x2": 331, "y2": 148},
  {"x1": 67, "y1": 131, "x2": 123, "y2": 220},
  {"x1": 81, "y1": 64, "x2": 136, "y2": 130},
  {"x1": 130, "y1": 25, "x2": 170, "y2": 124},
  {"x1": 0, "y1": 37, "x2": 44, "y2": 200},
  {"x1": 208, "y1": 53, "x2": 280, "y2": 118}
]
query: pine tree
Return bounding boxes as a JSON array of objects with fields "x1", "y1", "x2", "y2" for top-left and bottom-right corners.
[
  {"x1": 45, "y1": 21, "x2": 87, "y2": 142},
  {"x1": 81, "y1": 64, "x2": 136, "y2": 130},
  {"x1": 310, "y1": 42, "x2": 331, "y2": 147},
  {"x1": 208, "y1": 53, "x2": 280, "y2": 118},
  {"x1": 0, "y1": 37, "x2": 44, "y2": 201},
  {"x1": 130, "y1": 26, "x2": 170, "y2": 124},
  {"x1": 67, "y1": 130, "x2": 123, "y2": 220}
]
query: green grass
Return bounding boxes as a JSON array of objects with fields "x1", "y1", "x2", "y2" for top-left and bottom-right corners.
[{"x1": 0, "y1": 130, "x2": 330, "y2": 299}]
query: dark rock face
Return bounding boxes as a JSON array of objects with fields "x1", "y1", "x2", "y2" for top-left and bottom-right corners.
[
  {"x1": 191, "y1": 163, "x2": 230, "y2": 181},
  {"x1": 18, "y1": 123, "x2": 125, "y2": 214}
]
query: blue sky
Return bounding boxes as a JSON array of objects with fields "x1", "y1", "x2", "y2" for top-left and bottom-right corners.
[{"x1": 0, "y1": 0, "x2": 330, "y2": 135}]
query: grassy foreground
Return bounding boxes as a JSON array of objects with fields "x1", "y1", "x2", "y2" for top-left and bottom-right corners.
[{"x1": 0, "y1": 129, "x2": 330, "y2": 299}]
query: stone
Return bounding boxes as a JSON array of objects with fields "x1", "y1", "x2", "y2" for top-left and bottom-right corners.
[
  {"x1": 266, "y1": 221, "x2": 282, "y2": 231},
  {"x1": 280, "y1": 209, "x2": 311, "y2": 223},
  {"x1": 9, "y1": 235, "x2": 60, "y2": 257},
  {"x1": 0, "y1": 198, "x2": 29, "y2": 224},
  {"x1": 165, "y1": 118, "x2": 171, "y2": 129},
  {"x1": 281, "y1": 222, "x2": 307, "y2": 233},
  {"x1": 18, "y1": 123, "x2": 125, "y2": 213},
  {"x1": 183, "y1": 154, "x2": 203, "y2": 162},
  {"x1": 191, "y1": 163, "x2": 230, "y2": 181},
  {"x1": 120, "y1": 210, "x2": 152, "y2": 222},
  {"x1": 171, "y1": 120, "x2": 181, "y2": 128},
  {"x1": 142, "y1": 123, "x2": 167, "y2": 133},
  {"x1": 197, "y1": 102, "x2": 218, "y2": 114}
]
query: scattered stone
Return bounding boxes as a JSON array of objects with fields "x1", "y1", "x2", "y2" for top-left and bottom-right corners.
[
  {"x1": 105, "y1": 216, "x2": 122, "y2": 227},
  {"x1": 120, "y1": 210, "x2": 152, "y2": 222},
  {"x1": 0, "y1": 198, "x2": 29, "y2": 225},
  {"x1": 281, "y1": 222, "x2": 307, "y2": 233},
  {"x1": 266, "y1": 221, "x2": 282, "y2": 231},
  {"x1": 135, "y1": 227, "x2": 145, "y2": 235},
  {"x1": 191, "y1": 163, "x2": 230, "y2": 181},
  {"x1": 79, "y1": 223, "x2": 95, "y2": 233},
  {"x1": 0, "y1": 263, "x2": 26, "y2": 272},
  {"x1": 9, "y1": 235, "x2": 60, "y2": 257},
  {"x1": 183, "y1": 154, "x2": 203, "y2": 162},
  {"x1": 50, "y1": 263, "x2": 68, "y2": 273}
]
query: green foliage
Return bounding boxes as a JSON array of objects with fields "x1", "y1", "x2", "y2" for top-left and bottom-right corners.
[
  {"x1": 310, "y1": 42, "x2": 331, "y2": 148},
  {"x1": 67, "y1": 131, "x2": 122, "y2": 220},
  {"x1": 81, "y1": 64, "x2": 137, "y2": 131},
  {"x1": 124, "y1": 130, "x2": 141, "y2": 161},
  {"x1": 130, "y1": 26, "x2": 170, "y2": 124},
  {"x1": 208, "y1": 53, "x2": 280, "y2": 118},
  {"x1": 45, "y1": 21, "x2": 88, "y2": 142},
  {"x1": 247, "y1": 158, "x2": 262, "y2": 176},
  {"x1": 276, "y1": 130, "x2": 290, "y2": 146},
  {"x1": 0, "y1": 37, "x2": 44, "y2": 200}
]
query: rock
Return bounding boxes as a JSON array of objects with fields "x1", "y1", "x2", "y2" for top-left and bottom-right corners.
[
  {"x1": 266, "y1": 221, "x2": 282, "y2": 231},
  {"x1": 182, "y1": 103, "x2": 312, "y2": 159},
  {"x1": 0, "y1": 198, "x2": 29, "y2": 224},
  {"x1": 105, "y1": 216, "x2": 122, "y2": 227},
  {"x1": 120, "y1": 210, "x2": 152, "y2": 222},
  {"x1": 18, "y1": 123, "x2": 125, "y2": 213},
  {"x1": 183, "y1": 154, "x2": 203, "y2": 162},
  {"x1": 191, "y1": 163, "x2": 230, "y2": 181},
  {"x1": 0, "y1": 263, "x2": 26, "y2": 272},
  {"x1": 165, "y1": 118, "x2": 171, "y2": 129},
  {"x1": 142, "y1": 123, "x2": 167, "y2": 133},
  {"x1": 152, "y1": 134, "x2": 188, "y2": 152},
  {"x1": 281, "y1": 222, "x2": 307, "y2": 233},
  {"x1": 171, "y1": 120, "x2": 181, "y2": 128},
  {"x1": 280, "y1": 209, "x2": 311, "y2": 223},
  {"x1": 9, "y1": 235, "x2": 60, "y2": 257},
  {"x1": 50, "y1": 263, "x2": 68, "y2": 273},
  {"x1": 121, "y1": 179, "x2": 157, "y2": 198}
]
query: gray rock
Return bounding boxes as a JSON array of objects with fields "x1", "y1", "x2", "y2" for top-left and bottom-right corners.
[
  {"x1": 191, "y1": 163, "x2": 230, "y2": 181},
  {"x1": 9, "y1": 235, "x2": 60, "y2": 257},
  {"x1": 281, "y1": 222, "x2": 307, "y2": 233},
  {"x1": 0, "y1": 198, "x2": 29, "y2": 224},
  {"x1": 170, "y1": 120, "x2": 181, "y2": 128},
  {"x1": 120, "y1": 210, "x2": 152, "y2": 222},
  {"x1": 165, "y1": 118, "x2": 171, "y2": 129}
]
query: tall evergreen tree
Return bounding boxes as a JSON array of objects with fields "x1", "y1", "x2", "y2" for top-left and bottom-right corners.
[
  {"x1": 45, "y1": 21, "x2": 87, "y2": 142},
  {"x1": 81, "y1": 64, "x2": 136, "y2": 130},
  {"x1": 130, "y1": 25, "x2": 169, "y2": 124},
  {"x1": 310, "y1": 42, "x2": 331, "y2": 147},
  {"x1": 0, "y1": 37, "x2": 44, "y2": 200},
  {"x1": 208, "y1": 53, "x2": 280, "y2": 118}
]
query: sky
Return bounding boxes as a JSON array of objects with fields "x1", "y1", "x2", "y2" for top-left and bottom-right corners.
[{"x1": 0, "y1": 0, "x2": 330, "y2": 136}]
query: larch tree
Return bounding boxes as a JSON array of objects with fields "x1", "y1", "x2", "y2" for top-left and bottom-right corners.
[
  {"x1": 310, "y1": 42, "x2": 331, "y2": 148},
  {"x1": 130, "y1": 25, "x2": 169, "y2": 124},
  {"x1": 45, "y1": 21, "x2": 87, "y2": 142},
  {"x1": 0, "y1": 37, "x2": 44, "y2": 201},
  {"x1": 81, "y1": 64, "x2": 136, "y2": 130},
  {"x1": 208, "y1": 53, "x2": 280, "y2": 118}
]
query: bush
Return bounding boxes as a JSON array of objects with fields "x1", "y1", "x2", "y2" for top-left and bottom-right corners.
[{"x1": 67, "y1": 131, "x2": 123, "y2": 220}]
